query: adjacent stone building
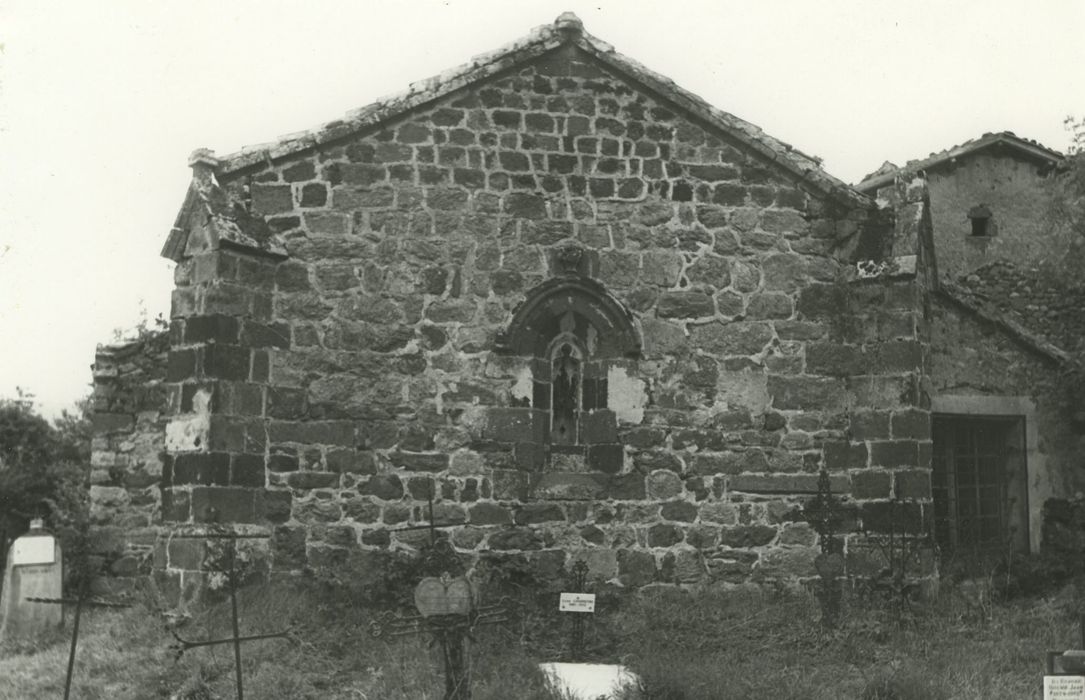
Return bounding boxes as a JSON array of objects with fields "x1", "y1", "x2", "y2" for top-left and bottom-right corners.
[
  {"x1": 860, "y1": 137, "x2": 1083, "y2": 564},
  {"x1": 857, "y1": 132, "x2": 1065, "y2": 281},
  {"x1": 88, "y1": 14, "x2": 1082, "y2": 601}
]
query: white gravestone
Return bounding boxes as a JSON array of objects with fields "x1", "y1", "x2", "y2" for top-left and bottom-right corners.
[
  {"x1": 0, "y1": 520, "x2": 63, "y2": 642},
  {"x1": 1046, "y1": 675, "x2": 1085, "y2": 700}
]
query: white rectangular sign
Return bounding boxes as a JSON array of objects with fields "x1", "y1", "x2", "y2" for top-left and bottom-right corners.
[
  {"x1": 559, "y1": 592, "x2": 596, "y2": 613},
  {"x1": 11, "y1": 536, "x2": 56, "y2": 566},
  {"x1": 1046, "y1": 675, "x2": 1085, "y2": 700}
]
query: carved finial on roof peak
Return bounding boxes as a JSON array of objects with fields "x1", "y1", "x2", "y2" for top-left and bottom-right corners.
[{"x1": 554, "y1": 12, "x2": 583, "y2": 39}]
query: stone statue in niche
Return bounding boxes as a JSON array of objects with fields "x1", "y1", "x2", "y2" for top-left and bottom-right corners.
[{"x1": 551, "y1": 343, "x2": 581, "y2": 445}]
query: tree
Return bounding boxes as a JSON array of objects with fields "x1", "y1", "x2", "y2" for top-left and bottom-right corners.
[
  {"x1": 0, "y1": 393, "x2": 92, "y2": 578},
  {"x1": 1049, "y1": 116, "x2": 1085, "y2": 242}
]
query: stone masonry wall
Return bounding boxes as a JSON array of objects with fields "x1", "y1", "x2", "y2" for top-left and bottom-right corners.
[
  {"x1": 157, "y1": 42, "x2": 930, "y2": 596},
  {"x1": 89, "y1": 332, "x2": 169, "y2": 594}
]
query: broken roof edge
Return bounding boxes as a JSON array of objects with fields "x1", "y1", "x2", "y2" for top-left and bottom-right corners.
[
  {"x1": 935, "y1": 282, "x2": 1071, "y2": 366},
  {"x1": 856, "y1": 131, "x2": 1065, "y2": 193},
  {"x1": 209, "y1": 12, "x2": 873, "y2": 210},
  {"x1": 160, "y1": 160, "x2": 289, "y2": 264}
]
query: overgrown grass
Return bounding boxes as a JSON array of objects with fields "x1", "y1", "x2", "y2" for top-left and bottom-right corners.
[{"x1": 1, "y1": 575, "x2": 1080, "y2": 699}]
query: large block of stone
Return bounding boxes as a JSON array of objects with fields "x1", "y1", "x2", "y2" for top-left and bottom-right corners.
[{"x1": 0, "y1": 523, "x2": 63, "y2": 642}]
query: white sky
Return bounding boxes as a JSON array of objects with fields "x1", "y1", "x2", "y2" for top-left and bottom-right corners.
[{"x1": 1, "y1": 0, "x2": 1083, "y2": 419}]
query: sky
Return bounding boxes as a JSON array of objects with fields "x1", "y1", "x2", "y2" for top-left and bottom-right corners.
[{"x1": 1, "y1": 0, "x2": 1083, "y2": 420}]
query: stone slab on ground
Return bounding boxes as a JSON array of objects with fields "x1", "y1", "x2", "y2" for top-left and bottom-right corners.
[{"x1": 539, "y1": 662, "x2": 639, "y2": 700}]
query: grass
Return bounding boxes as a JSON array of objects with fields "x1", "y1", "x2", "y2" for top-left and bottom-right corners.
[{"x1": 1, "y1": 574, "x2": 1081, "y2": 699}]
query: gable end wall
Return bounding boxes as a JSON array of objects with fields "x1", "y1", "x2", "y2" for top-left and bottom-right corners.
[{"x1": 150, "y1": 44, "x2": 926, "y2": 597}]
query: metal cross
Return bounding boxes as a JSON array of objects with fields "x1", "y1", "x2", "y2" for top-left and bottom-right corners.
[
  {"x1": 563, "y1": 559, "x2": 590, "y2": 661},
  {"x1": 26, "y1": 586, "x2": 132, "y2": 700},
  {"x1": 168, "y1": 530, "x2": 290, "y2": 700},
  {"x1": 802, "y1": 469, "x2": 848, "y2": 627},
  {"x1": 803, "y1": 469, "x2": 846, "y2": 554}
]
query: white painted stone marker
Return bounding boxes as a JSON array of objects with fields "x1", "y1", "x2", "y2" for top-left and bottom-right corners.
[
  {"x1": 0, "y1": 519, "x2": 64, "y2": 642},
  {"x1": 539, "y1": 662, "x2": 639, "y2": 700},
  {"x1": 1046, "y1": 675, "x2": 1085, "y2": 700}
]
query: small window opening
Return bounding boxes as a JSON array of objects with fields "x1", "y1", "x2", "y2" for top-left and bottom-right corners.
[{"x1": 968, "y1": 204, "x2": 992, "y2": 237}]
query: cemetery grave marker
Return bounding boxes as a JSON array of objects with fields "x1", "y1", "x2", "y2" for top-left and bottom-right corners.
[
  {"x1": 538, "y1": 559, "x2": 642, "y2": 699},
  {"x1": 1045, "y1": 616, "x2": 1085, "y2": 700},
  {"x1": 4, "y1": 520, "x2": 133, "y2": 700},
  {"x1": 369, "y1": 495, "x2": 519, "y2": 700},
  {"x1": 168, "y1": 528, "x2": 291, "y2": 700},
  {"x1": 802, "y1": 470, "x2": 846, "y2": 628},
  {"x1": 1, "y1": 520, "x2": 64, "y2": 642},
  {"x1": 559, "y1": 559, "x2": 594, "y2": 660}
]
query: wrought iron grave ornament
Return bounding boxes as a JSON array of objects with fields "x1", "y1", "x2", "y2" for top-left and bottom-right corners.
[
  {"x1": 803, "y1": 469, "x2": 846, "y2": 627},
  {"x1": 369, "y1": 495, "x2": 519, "y2": 700},
  {"x1": 167, "y1": 523, "x2": 292, "y2": 700}
]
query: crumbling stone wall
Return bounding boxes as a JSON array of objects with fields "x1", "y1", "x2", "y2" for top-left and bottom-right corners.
[
  {"x1": 89, "y1": 332, "x2": 169, "y2": 594},
  {"x1": 153, "y1": 32, "x2": 931, "y2": 598}
]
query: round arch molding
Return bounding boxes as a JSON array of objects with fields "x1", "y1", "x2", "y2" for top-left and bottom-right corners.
[{"x1": 495, "y1": 278, "x2": 642, "y2": 359}]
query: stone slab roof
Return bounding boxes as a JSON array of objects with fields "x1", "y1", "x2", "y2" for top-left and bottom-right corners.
[
  {"x1": 856, "y1": 131, "x2": 1064, "y2": 192},
  {"x1": 207, "y1": 12, "x2": 872, "y2": 210},
  {"x1": 938, "y1": 260, "x2": 1085, "y2": 362}
]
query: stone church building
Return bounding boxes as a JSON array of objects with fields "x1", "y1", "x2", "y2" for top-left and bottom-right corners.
[{"x1": 87, "y1": 14, "x2": 1082, "y2": 601}]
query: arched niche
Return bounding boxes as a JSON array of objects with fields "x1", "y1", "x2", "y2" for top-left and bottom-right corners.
[{"x1": 495, "y1": 278, "x2": 642, "y2": 360}]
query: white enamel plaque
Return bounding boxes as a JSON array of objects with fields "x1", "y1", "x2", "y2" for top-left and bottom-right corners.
[
  {"x1": 1045, "y1": 676, "x2": 1085, "y2": 700},
  {"x1": 559, "y1": 592, "x2": 596, "y2": 613},
  {"x1": 11, "y1": 536, "x2": 55, "y2": 566}
]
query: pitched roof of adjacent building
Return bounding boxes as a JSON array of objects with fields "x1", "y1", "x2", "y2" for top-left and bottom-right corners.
[
  {"x1": 204, "y1": 12, "x2": 871, "y2": 209},
  {"x1": 938, "y1": 260, "x2": 1085, "y2": 363},
  {"x1": 856, "y1": 131, "x2": 1064, "y2": 193}
]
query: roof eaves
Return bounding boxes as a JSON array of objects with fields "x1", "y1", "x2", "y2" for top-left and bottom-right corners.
[{"x1": 857, "y1": 131, "x2": 1065, "y2": 192}]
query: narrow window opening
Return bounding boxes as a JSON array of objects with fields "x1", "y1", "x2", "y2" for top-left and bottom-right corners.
[{"x1": 551, "y1": 343, "x2": 582, "y2": 445}]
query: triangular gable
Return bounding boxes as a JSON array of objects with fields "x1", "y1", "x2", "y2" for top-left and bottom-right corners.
[{"x1": 209, "y1": 13, "x2": 871, "y2": 211}]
